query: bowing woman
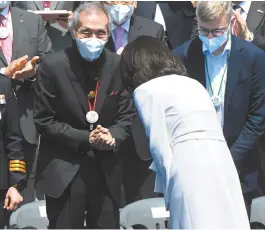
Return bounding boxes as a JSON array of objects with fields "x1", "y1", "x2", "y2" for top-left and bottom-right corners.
[
  {"x1": 120, "y1": 35, "x2": 250, "y2": 229},
  {"x1": 0, "y1": 73, "x2": 26, "y2": 228}
]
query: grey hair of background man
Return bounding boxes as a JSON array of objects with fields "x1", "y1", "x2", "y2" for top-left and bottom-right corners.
[
  {"x1": 196, "y1": 1, "x2": 233, "y2": 23},
  {"x1": 68, "y1": 2, "x2": 111, "y2": 39}
]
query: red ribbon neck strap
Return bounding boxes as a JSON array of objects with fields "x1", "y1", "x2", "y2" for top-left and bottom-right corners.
[{"x1": 88, "y1": 81, "x2": 99, "y2": 111}]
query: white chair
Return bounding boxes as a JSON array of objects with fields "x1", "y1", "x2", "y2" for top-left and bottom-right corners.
[
  {"x1": 250, "y1": 196, "x2": 265, "y2": 229},
  {"x1": 120, "y1": 198, "x2": 170, "y2": 229},
  {"x1": 9, "y1": 200, "x2": 48, "y2": 229}
]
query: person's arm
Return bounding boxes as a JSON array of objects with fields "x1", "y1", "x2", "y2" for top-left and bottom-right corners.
[
  {"x1": 34, "y1": 57, "x2": 90, "y2": 154},
  {"x1": 133, "y1": 87, "x2": 172, "y2": 208},
  {"x1": 1, "y1": 77, "x2": 26, "y2": 189},
  {"x1": 230, "y1": 50, "x2": 265, "y2": 173}
]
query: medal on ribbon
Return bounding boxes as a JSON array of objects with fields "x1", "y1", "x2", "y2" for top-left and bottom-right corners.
[{"x1": 86, "y1": 82, "x2": 99, "y2": 131}]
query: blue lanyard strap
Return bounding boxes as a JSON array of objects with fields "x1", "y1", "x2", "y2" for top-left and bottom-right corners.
[{"x1": 205, "y1": 54, "x2": 230, "y2": 96}]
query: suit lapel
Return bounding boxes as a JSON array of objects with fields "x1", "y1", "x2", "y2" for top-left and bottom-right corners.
[
  {"x1": 128, "y1": 17, "x2": 142, "y2": 43},
  {"x1": 224, "y1": 36, "x2": 243, "y2": 113},
  {"x1": 11, "y1": 7, "x2": 24, "y2": 61},
  {"x1": 66, "y1": 48, "x2": 88, "y2": 114},
  {"x1": 66, "y1": 48, "x2": 113, "y2": 115},
  {"x1": 186, "y1": 38, "x2": 206, "y2": 87},
  {"x1": 95, "y1": 50, "x2": 113, "y2": 113},
  {"x1": 247, "y1": 2, "x2": 265, "y2": 32},
  {"x1": 0, "y1": 45, "x2": 7, "y2": 66},
  {"x1": 105, "y1": 36, "x2": 116, "y2": 53},
  {"x1": 34, "y1": 1, "x2": 44, "y2": 10}
]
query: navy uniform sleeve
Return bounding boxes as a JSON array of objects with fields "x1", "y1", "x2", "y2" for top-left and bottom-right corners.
[{"x1": 2, "y1": 77, "x2": 26, "y2": 189}]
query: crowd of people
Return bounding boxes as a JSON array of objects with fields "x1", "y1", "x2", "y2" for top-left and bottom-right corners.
[{"x1": 0, "y1": 0, "x2": 265, "y2": 229}]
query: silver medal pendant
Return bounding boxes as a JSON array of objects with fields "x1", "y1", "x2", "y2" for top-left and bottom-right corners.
[
  {"x1": 86, "y1": 111, "x2": 99, "y2": 124},
  {"x1": 0, "y1": 27, "x2": 9, "y2": 39}
]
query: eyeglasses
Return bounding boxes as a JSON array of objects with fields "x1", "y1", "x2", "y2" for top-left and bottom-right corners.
[
  {"x1": 104, "y1": 1, "x2": 134, "y2": 6},
  {"x1": 197, "y1": 28, "x2": 228, "y2": 37},
  {"x1": 76, "y1": 29, "x2": 109, "y2": 39}
]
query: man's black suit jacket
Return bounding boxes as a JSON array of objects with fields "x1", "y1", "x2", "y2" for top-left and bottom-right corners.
[
  {"x1": 33, "y1": 47, "x2": 136, "y2": 204},
  {"x1": 0, "y1": 7, "x2": 52, "y2": 145},
  {"x1": 0, "y1": 74, "x2": 26, "y2": 190},
  {"x1": 173, "y1": 36, "x2": 265, "y2": 194}
]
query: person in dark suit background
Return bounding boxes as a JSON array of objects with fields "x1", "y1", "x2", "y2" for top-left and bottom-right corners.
[
  {"x1": 0, "y1": 1, "x2": 52, "y2": 203},
  {"x1": 14, "y1": 1, "x2": 81, "y2": 51},
  {"x1": 232, "y1": 1, "x2": 265, "y2": 51},
  {"x1": 33, "y1": 2, "x2": 135, "y2": 228},
  {"x1": 104, "y1": 1, "x2": 164, "y2": 55},
  {"x1": 134, "y1": 1, "x2": 197, "y2": 49},
  {"x1": 173, "y1": 1, "x2": 265, "y2": 217},
  {"x1": 0, "y1": 73, "x2": 27, "y2": 228},
  {"x1": 103, "y1": 1, "x2": 164, "y2": 205},
  {"x1": 231, "y1": 2, "x2": 265, "y2": 194}
]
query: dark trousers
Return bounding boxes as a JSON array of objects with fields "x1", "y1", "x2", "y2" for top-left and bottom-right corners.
[
  {"x1": 122, "y1": 149, "x2": 158, "y2": 205},
  {"x1": 0, "y1": 190, "x2": 9, "y2": 229},
  {"x1": 46, "y1": 157, "x2": 119, "y2": 229}
]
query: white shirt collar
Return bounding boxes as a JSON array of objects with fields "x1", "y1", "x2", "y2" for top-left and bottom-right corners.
[
  {"x1": 237, "y1": 1, "x2": 252, "y2": 14},
  {"x1": 0, "y1": 5, "x2": 9, "y2": 18},
  {"x1": 110, "y1": 18, "x2": 131, "y2": 33}
]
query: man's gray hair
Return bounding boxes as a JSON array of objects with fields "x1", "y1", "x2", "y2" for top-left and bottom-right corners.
[
  {"x1": 196, "y1": 1, "x2": 233, "y2": 23},
  {"x1": 68, "y1": 2, "x2": 111, "y2": 36}
]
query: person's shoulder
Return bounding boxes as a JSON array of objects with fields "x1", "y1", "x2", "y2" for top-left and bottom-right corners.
[
  {"x1": 39, "y1": 49, "x2": 68, "y2": 68},
  {"x1": 103, "y1": 48, "x2": 120, "y2": 65},
  {"x1": 11, "y1": 6, "x2": 42, "y2": 20},
  {"x1": 132, "y1": 15, "x2": 163, "y2": 31},
  {"x1": 173, "y1": 39, "x2": 192, "y2": 58},
  {"x1": 233, "y1": 35, "x2": 265, "y2": 58}
]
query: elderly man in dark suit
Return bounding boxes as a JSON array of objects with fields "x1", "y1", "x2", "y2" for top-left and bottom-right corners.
[
  {"x1": 102, "y1": 1, "x2": 164, "y2": 205},
  {"x1": 33, "y1": 2, "x2": 135, "y2": 229},
  {"x1": 174, "y1": 1, "x2": 265, "y2": 217}
]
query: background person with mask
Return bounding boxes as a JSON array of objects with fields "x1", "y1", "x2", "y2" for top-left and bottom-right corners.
[
  {"x1": 33, "y1": 2, "x2": 135, "y2": 229},
  {"x1": 174, "y1": 1, "x2": 265, "y2": 217},
  {"x1": 104, "y1": 1, "x2": 164, "y2": 55},
  {"x1": 134, "y1": 1, "x2": 197, "y2": 49},
  {"x1": 103, "y1": 0, "x2": 165, "y2": 205}
]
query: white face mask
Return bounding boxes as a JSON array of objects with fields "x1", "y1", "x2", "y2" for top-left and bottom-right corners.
[
  {"x1": 76, "y1": 37, "x2": 108, "y2": 62},
  {"x1": 105, "y1": 4, "x2": 134, "y2": 26},
  {"x1": 0, "y1": 1, "x2": 9, "y2": 9}
]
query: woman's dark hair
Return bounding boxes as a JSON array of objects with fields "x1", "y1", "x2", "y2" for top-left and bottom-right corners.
[{"x1": 120, "y1": 35, "x2": 187, "y2": 90}]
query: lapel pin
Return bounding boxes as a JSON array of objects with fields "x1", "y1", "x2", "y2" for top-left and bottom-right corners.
[
  {"x1": 20, "y1": 20, "x2": 23, "y2": 22},
  {"x1": 257, "y1": 9, "x2": 264, "y2": 14}
]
